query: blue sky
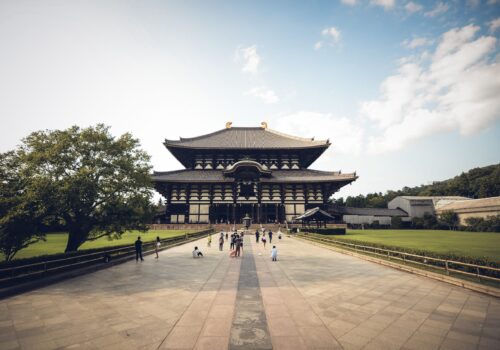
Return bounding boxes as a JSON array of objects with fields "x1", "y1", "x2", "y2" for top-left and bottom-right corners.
[{"x1": 0, "y1": 0, "x2": 499, "y2": 198}]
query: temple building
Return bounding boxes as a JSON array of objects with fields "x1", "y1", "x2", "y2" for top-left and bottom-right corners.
[{"x1": 152, "y1": 122, "x2": 358, "y2": 224}]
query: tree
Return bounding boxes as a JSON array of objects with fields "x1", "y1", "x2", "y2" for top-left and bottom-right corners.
[
  {"x1": 15, "y1": 124, "x2": 154, "y2": 252},
  {"x1": 0, "y1": 151, "x2": 46, "y2": 260},
  {"x1": 391, "y1": 216, "x2": 403, "y2": 229},
  {"x1": 439, "y1": 210, "x2": 459, "y2": 230}
]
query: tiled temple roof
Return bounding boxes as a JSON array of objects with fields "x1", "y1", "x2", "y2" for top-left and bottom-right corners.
[
  {"x1": 164, "y1": 127, "x2": 329, "y2": 149},
  {"x1": 152, "y1": 169, "x2": 357, "y2": 183}
]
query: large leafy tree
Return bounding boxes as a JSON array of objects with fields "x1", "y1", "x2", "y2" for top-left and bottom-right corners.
[
  {"x1": 15, "y1": 124, "x2": 154, "y2": 252},
  {"x1": 0, "y1": 151, "x2": 46, "y2": 260}
]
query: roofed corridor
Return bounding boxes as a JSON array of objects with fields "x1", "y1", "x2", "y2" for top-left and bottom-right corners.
[{"x1": 1, "y1": 234, "x2": 499, "y2": 350}]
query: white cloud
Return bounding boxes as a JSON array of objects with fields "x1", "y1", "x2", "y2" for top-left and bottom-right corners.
[
  {"x1": 405, "y1": 1, "x2": 423, "y2": 13},
  {"x1": 275, "y1": 111, "x2": 364, "y2": 155},
  {"x1": 315, "y1": 27, "x2": 341, "y2": 50},
  {"x1": 488, "y1": 0, "x2": 499, "y2": 4},
  {"x1": 489, "y1": 17, "x2": 500, "y2": 32},
  {"x1": 236, "y1": 45, "x2": 260, "y2": 75},
  {"x1": 424, "y1": 2, "x2": 449, "y2": 17},
  {"x1": 341, "y1": 0, "x2": 358, "y2": 5},
  {"x1": 361, "y1": 24, "x2": 500, "y2": 154},
  {"x1": 245, "y1": 86, "x2": 279, "y2": 104},
  {"x1": 466, "y1": 0, "x2": 480, "y2": 7},
  {"x1": 402, "y1": 37, "x2": 433, "y2": 49},
  {"x1": 371, "y1": 0, "x2": 396, "y2": 10}
]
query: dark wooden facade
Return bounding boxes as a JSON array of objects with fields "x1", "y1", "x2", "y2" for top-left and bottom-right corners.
[{"x1": 153, "y1": 124, "x2": 357, "y2": 224}]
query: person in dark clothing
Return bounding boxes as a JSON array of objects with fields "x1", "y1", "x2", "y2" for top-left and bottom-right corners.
[
  {"x1": 230, "y1": 233, "x2": 236, "y2": 250},
  {"x1": 255, "y1": 230, "x2": 260, "y2": 243},
  {"x1": 268, "y1": 231, "x2": 273, "y2": 243},
  {"x1": 235, "y1": 236, "x2": 241, "y2": 257},
  {"x1": 135, "y1": 236, "x2": 144, "y2": 262}
]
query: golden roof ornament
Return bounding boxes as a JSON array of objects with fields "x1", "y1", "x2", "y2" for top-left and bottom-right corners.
[
  {"x1": 261, "y1": 121, "x2": 268, "y2": 129},
  {"x1": 225, "y1": 121, "x2": 232, "y2": 129}
]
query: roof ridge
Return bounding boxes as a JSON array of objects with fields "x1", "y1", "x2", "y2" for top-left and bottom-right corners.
[
  {"x1": 265, "y1": 128, "x2": 329, "y2": 144},
  {"x1": 165, "y1": 128, "x2": 228, "y2": 143}
]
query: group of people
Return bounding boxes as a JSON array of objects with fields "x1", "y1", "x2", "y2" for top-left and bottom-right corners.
[
  {"x1": 134, "y1": 236, "x2": 162, "y2": 262},
  {"x1": 255, "y1": 228, "x2": 282, "y2": 247},
  {"x1": 217, "y1": 231, "x2": 244, "y2": 257},
  {"x1": 134, "y1": 229, "x2": 281, "y2": 263}
]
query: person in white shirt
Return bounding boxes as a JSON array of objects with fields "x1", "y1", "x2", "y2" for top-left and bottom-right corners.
[
  {"x1": 271, "y1": 246, "x2": 278, "y2": 261},
  {"x1": 192, "y1": 246, "x2": 203, "y2": 258}
]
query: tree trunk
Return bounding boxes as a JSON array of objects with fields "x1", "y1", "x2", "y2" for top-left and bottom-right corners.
[{"x1": 65, "y1": 230, "x2": 86, "y2": 252}]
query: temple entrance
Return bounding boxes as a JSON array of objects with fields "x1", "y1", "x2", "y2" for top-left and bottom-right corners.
[{"x1": 209, "y1": 203, "x2": 284, "y2": 224}]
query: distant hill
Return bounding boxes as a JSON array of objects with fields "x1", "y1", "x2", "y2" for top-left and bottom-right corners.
[{"x1": 332, "y1": 164, "x2": 500, "y2": 208}]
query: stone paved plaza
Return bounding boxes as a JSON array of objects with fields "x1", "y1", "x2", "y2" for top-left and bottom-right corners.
[{"x1": 1, "y1": 234, "x2": 499, "y2": 350}]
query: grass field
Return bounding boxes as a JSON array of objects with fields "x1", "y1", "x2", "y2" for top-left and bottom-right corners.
[
  {"x1": 9, "y1": 230, "x2": 194, "y2": 260},
  {"x1": 338, "y1": 229, "x2": 500, "y2": 262}
]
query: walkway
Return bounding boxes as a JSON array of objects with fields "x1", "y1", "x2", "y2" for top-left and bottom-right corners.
[{"x1": 0, "y1": 233, "x2": 499, "y2": 350}]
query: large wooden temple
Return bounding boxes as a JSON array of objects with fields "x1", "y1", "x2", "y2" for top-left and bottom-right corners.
[{"x1": 152, "y1": 122, "x2": 357, "y2": 224}]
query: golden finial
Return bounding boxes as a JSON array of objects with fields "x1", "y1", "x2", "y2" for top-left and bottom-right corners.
[
  {"x1": 226, "y1": 121, "x2": 232, "y2": 129},
  {"x1": 261, "y1": 121, "x2": 268, "y2": 129}
]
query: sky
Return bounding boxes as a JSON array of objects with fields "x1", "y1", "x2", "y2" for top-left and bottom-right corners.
[{"x1": 0, "y1": 0, "x2": 499, "y2": 199}]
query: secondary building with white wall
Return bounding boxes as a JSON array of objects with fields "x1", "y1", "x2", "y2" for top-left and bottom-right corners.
[
  {"x1": 435, "y1": 196, "x2": 500, "y2": 225},
  {"x1": 388, "y1": 196, "x2": 470, "y2": 219}
]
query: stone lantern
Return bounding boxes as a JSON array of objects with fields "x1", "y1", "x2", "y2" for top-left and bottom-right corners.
[{"x1": 242, "y1": 213, "x2": 252, "y2": 230}]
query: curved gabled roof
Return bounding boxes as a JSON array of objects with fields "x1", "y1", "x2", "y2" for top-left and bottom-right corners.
[
  {"x1": 152, "y1": 169, "x2": 357, "y2": 183},
  {"x1": 164, "y1": 127, "x2": 330, "y2": 149}
]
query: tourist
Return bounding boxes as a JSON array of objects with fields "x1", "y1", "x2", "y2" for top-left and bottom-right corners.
[
  {"x1": 192, "y1": 246, "x2": 203, "y2": 258},
  {"x1": 135, "y1": 236, "x2": 144, "y2": 262},
  {"x1": 268, "y1": 230, "x2": 273, "y2": 243},
  {"x1": 235, "y1": 236, "x2": 241, "y2": 257},
  {"x1": 230, "y1": 233, "x2": 236, "y2": 250},
  {"x1": 262, "y1": 235, "x2": 267, "y2": 248},
  {"x1": 255, "y1": 229, "x2": 260, "y2": 243},
  {"x1": 271, "y1": 246, "x2": 278, "y2": 261},
  {"x1": 219, "y1": 235, "x2": 224, "y2": 251},
  {"x1": 278, "y1": 231, "x2": 282, "y2": 240},
  {"x1": 207, "y1": 234, "x2": 212, "y2": 247},
  {"x1": 155, "y1": 236, "x2": 161, "y2": 259},
  {"x1": 225, "y1": 232, "x2": 229, "y2": 241}
]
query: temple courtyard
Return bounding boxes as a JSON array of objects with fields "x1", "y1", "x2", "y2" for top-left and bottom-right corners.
[{"x1": 1, "y1": 235, "x2": 499, "y2": 350}]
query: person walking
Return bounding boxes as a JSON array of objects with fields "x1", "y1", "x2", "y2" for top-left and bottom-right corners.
[
  {"x1": 207, "y1": 234, "x2": 212, "y2": 247},
  {"x1": 255, "y1": 229, "x2": 260, "y2": 243},
  {"x1": 225, "y1": 232, "x2": 229, "y2": 241},
  {"x1": 155, "y1": 236, "x2": 161, "y2": 259},
  {"x1": 262, "y1": 235, "x2": 267, "y2": 248},
  {"x1": 268, "y1": 230, "x2": 273, "y2": 243},
  {"x1": 219, "y1": 235, "x2": 224, "y2": 251},
  {"x1": 230, "y1": 233, "x2": 236, "y2": 250},
  {"x1": 135, "y1": 236, "x2": 144, "y2": 262},
  {"x1": 235, "y1": 235, "x2": 241, "y2": 257}
]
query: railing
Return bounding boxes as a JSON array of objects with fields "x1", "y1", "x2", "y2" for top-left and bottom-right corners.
[
  {"x1": 0, "y1": 229, "x2": 213, "y2": 287},
  {"x1": 297, "y1": 233, "x2": 500, "y2": 283}
]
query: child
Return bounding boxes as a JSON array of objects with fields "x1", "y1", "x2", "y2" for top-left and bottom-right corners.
[
  {"x1": 262, "y1": 235, "x2": 267, "y2": 248},
  {"x1": 155, "y1": 236, "x2": 161, "y2": 259},
  {"x1": 192, "y1": 246, "x2": 203, "y2": 258},
  {"x1": 271, "y1": 246, "x2": 278, "y2": 261},
  {"x1": 207, "y1": 234, "x2": 212, "y2": 247}
]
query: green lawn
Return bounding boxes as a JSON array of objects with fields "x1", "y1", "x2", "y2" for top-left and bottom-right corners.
[
  {"x1": 337, "y1": 229, "x2": 500, "y2": 262},
  {"x1": 10, "y1": 230, "x2": 194, "y2": 260}
]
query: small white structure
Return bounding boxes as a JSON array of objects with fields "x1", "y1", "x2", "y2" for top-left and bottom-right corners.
[{"x1": 388, "y1": 196, "x2": 470, "y2": 219}]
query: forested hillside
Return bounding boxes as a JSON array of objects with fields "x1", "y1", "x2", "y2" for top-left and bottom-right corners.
[{"x1": 333, "y1": 164, "x2": 500, "y2": 208}]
